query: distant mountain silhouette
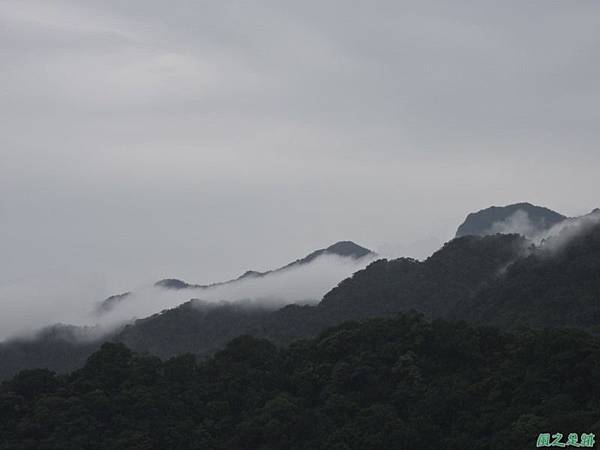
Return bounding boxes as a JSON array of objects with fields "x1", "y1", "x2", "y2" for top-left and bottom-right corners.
[
  {"x1": 96, "y1": 241, "x2": 373, "y2": 313},
  {"x1": 95, "y1": 292, "x2": 131, "y2": 314},
  {"x1": 154, "y1": 241, "x2": 374, "y2": 290},
  {"x1": 455, "y1": 202, "x2": 566, "y2": 238}
]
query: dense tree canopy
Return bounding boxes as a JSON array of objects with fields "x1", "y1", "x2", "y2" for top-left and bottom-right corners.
[{"x1": 2, "y1": 313, "x2": 600, "y2": 449}]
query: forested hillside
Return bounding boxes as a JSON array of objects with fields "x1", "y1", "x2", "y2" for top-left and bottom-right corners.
[
  {"x1": 3, "y1": 222, "x2": 600, "y2": 380},
  {"x1": 2, "y1": 313, "x2": 599, "y2": 450},
  {"x1": 116, "y1": 233, "x2": 526, "y2": 358},
  {"x1": 453, "y1": 220, "x2": 600, "y2": 330}
]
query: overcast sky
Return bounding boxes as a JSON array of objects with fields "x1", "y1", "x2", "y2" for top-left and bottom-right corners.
[{"x1": 2, "y1": 1, "x2": 600, "y2": 300}]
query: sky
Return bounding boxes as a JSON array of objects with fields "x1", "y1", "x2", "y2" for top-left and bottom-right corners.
[{"x1": 2, "y1": 1, "x2": 600, "y2": 307}]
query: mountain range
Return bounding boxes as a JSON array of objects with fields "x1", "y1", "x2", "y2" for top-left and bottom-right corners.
[
  {"x1": 4, "y1": 205, "x2": 600, "y2": 448},
  {"x1": 1, "y1": 202, "x2": 599, "y2": 381},
  {"x1": 97, "y1": 241, "x2": 374, "y2": 314}
]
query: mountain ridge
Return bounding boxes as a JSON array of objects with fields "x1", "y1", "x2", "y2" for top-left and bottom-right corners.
[
  {"x1": 3, "y1": 205, "x2": 600, "y2": 380},
  {"x1": 98, "y1": 240, "x2": 375, "y2": 313},
  {"x1": 154, "y1": 240, "x2": 374, "y2": 290},
  {"x1": 108, "y1": 218, "x2": 600, "y2": 361},
  {"x1": 455, "y1": 202, "x2": 566, "y2": 238}
]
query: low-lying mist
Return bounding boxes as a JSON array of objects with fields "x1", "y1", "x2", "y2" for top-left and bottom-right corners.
[
  {"x1": 0, "y1": 253, "x2": 377, "y2": 342},
  {"x1": 3, "y1": 210, "x2": 598, "y2": 344},
  {"x1": 537, "y1": 210, "x2": 600, "y2": 252},
  {"x1": 97, "y1": 253, "x2": 377, "y2": 325},
  {"x1": 487, "y1": 208, "x2": 600, "y2": 253}
]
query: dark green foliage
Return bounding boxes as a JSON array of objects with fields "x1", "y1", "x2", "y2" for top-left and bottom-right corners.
[
  {"x1": 118, "y1": 300, "x2": 273, "y2": 359},
  {"x1": 320, "y1": 233, "x2": 527, "y2": 318},
  {"x1": 453, "y1": 223, "x2": 600, "y2": 330},
  {"x1": 2, "y1": 314, "x2": 600, "y2": 449},
  {"x1": 0, "y1": 326, "x2": 102, "y2": 381}
]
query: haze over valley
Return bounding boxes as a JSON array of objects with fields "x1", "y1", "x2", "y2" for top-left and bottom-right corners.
[{"x1": 2, "y1": 2, "x2": 600, "y2": 448}]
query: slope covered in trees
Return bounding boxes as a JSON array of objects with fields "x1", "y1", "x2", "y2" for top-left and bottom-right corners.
[
  {"x1": 0, "y1": 326, "x2": 103, "y2": 383},
  {"x1": 3, "y1": 222, "x2": 600, "y2": 379},
  {"x1": 453, "y1": 220, "x2": 600, "y2": 330},
  {"x1": 2, "y1": 313, "x2": 600, "y2": 450},
  {"x1": 115, "y1": 233, "x2": 526, "y2": 358}
]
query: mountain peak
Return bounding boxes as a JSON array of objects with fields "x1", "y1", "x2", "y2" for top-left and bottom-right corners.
[
  {"x1": 456, "y1": 202, "x2": 566, "y2": 238},
  {"x1": 290, "y1": 241, "x2": 374, "y2": 268},
  {"x1": 325, "y1": 241, "x2": 373, "y2": 258},
  {"x1": 96, "y1": 292, "x2": 131, "y2": 313},
  {"x1": 157, "y1": 241, "x2": 375, "y2": 287}
]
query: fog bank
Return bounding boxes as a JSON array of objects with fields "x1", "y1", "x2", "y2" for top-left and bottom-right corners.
[{"x1": 0, "y1": 253, "x2": 376, "y2": 341}]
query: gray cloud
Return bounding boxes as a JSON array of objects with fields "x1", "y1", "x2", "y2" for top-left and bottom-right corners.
[{"x1": 1, "y1": 1, "x2": 599, "y2": 331}]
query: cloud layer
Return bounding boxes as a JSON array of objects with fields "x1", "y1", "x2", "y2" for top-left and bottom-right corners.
[
  {"x1": 0, "y1": 253, "x2": 376, "y2": 340},
  {"x1": 2, "y1": 1, "x2": 600, "y2": 337}
]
